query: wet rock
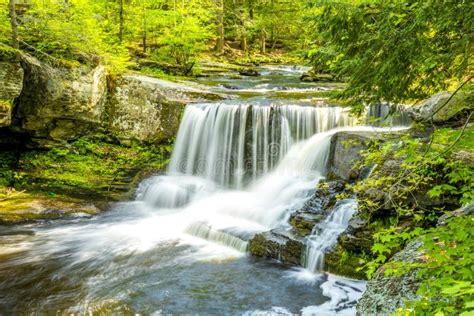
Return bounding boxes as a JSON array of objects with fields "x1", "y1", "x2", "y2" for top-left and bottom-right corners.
[
  {"x1": 338, "y1": 216, "x2": 374, "y2": 254},
  {"x1": 328, "y1": 132, "x2": 373, "y2": 181},
  {"x1": 356, "y1": 239, "x2": 424, "y2": 315},
  {"x1": 406, "y1": 90, "x2": 473, "y2": 125},
  {"x1": 221, "y1": 83, "x2": 241, "y2": 90},
  {"x1": 324, "y1": 244, "x2": 367, "y2": 279},
  {"x1": 289, "y1": 180, "x2": 345, "y2": 236},
  {"x1": 238, "y1": 68, "x2": 260, "y2": 76},
  {"x1": 0, "y1": 61, "x2": 24, "y2": 127},
  {"x1": 248, "y1": 228, "x2": 304, "y2": 266}
]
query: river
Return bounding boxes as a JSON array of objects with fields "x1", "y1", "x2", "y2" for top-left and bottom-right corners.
[{"x1": 0, "y1": 65, "x2": 408, "y2": 315}]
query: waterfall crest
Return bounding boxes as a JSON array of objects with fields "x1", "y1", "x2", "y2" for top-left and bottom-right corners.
[{"x1": 169, "y1": 103, "x2": 356, "y2": 188}]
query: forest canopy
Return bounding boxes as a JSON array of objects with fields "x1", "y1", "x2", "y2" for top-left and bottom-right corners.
[{"x1": 2, "y1": 0, "x2": 471, "y2": 109}]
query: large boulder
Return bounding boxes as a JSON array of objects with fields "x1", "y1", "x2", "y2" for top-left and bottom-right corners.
[
  {"x1": 16, "y1": 56, "x2": 107, "y2": 146},
  {"x1": 356, "y1": 239, "x2": 424, "y2": 315},
  {"x1": 108, "y1": 75, "x2": 223, "y2": 144},
  {"x1": 357, "y1": 203, "x2": 474, "y2": 315},
  {"x1": 0, "y1": 61, "x2": 24, "y2": 127},
  {"x1": 406, "y1": 90, "x2": 473, "y2": 124},
  {"x1": 328, "y1": 132, "x2": 373, "y2": 181}
]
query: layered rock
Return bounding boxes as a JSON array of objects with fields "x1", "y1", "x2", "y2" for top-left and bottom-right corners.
[
  {"x1": 0, "y1": 61, "x2": 23, "y2": 127},
  {"x1": 249, "y1": 180, "x2": 346, "y2": 266},
  {"x1": 289, "y1": 180, "x2": 345, "y2": 236},
  {"x1": 248, "y1": 229, "x2": 304, "y2": 266},
  {"x1": 108, "y1": 75, "x2": 222, "y2": 144},
  {"x1": 2, "y1": 55, "x2": 223, "y2": 147},
  {"x1": 16, "y1": 56, "x2": 107, "y2": 146}
]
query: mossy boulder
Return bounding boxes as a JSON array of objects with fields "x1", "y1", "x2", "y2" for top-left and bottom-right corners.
[
  {"x1": 16, "y1": 55, "x2": 107, "y2": 145},
  {"x1": 289, "y1": 180, "x2": 345, "y2": 236},
  {"x1": 324, "y1": 244, "x2": 367, "y2": 279},
  {"x1": 0, "y1": 61, "x2": 24, "y2": 127},
  {"x1": 0, "y1": 189, "x2": 100, "y2": 224},
  {"x1": 248, "y1": 229, "x2": 304, "y2": 266},
  {"x1": 407, "y1": 90, "x2": 473, "y2": 125}
]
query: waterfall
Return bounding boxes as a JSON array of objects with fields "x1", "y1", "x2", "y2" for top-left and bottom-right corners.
[
  {"x1": 169, "y1": 103, "x2": 356, "y2": 188},
  {"x1": 304, "y1": 199, "x2": 358, "y2": 272}
]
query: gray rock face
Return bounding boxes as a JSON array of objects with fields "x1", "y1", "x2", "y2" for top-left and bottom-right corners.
[
  {"x1": 356, "y1": 239, "x2": 424, "y2": 315},
  {"x1": 108, "y1": 76, "x2": 223, "y2": 144},
  {"x1": 406, "y1": 91, "x2": 473, "y2": 124},
  {"x1": 4, "y1": 56, "x2": 222, "y2": 147},
  {"x1": 328, "y1": 132, "x2": 373, "y2": 181},
  {"x1": 0, "y1": 62, "x2": 24, "y2": 127},
  {"x1": 17, "y1": 56, "x2": 107, "y2": 144}
]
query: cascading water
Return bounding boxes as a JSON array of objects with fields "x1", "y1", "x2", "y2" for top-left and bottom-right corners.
[
  {"x1": 169, "y1": 102, "x2": 356, "y2": 188},
  {"x1": 0, "y1": 65, "x2": 409, "y2": 315},
  {"x1": 304, "y1": 199, "x2": 358, "y2": 272}
]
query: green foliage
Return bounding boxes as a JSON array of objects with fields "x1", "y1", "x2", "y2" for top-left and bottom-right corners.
[
  {"x1": 16, "y1": 136, "x2": 172, "y2": 198},
  {"x1": 378, "y1": 215, "x2": 474, "y2": 315},
  {"x1": 305, "y1": 0, "x2": 473, "y2": 112},
  {"x1": 353, "y1": 126, "x2": 474, "y2": 221}
]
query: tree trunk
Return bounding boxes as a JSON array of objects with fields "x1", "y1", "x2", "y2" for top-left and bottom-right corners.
[
  {"x1": 260, "y1": 29, "x2": 266, "y2": 55},
  {"x1": 119, "y1": 0, "x2": 124, "y2": 43},
  {"x1": 9, "y1": 0, "x2": 19, "y2": 50},
  {"x1": 142, "y1": 0, "x2": 147, "y2": 52},
  {"x1": 216, "y1": 0, "x2": 225, "y2": 54}
]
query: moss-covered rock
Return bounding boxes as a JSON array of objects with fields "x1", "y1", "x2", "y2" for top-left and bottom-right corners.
[
  {"x1": 0, "y1": 189, "x2": 100, "y2": 224},
  {"x1": 289, "y1": 180, "x2": 345, "y2": 236},
  {"x1": 248, "y1": 229, "x2": 304, "y2": 266},
  {"x1": 407, "y1": 90, "x2": 473, "y2": 125},
  {"x1": 0, "y1": 61, "x2": 23, "y2": 127},
  {"x1": 324, "y1": 244, "x2": 367, "y2": 279}
]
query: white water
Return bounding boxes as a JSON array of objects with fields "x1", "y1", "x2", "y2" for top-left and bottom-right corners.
[
  {"x1": 169, "y1": 103, "x2": 356, "y2": 188},
  {"x1": 304, "y1": 199, "x2": 358, "y2": 272},
  {"x1": 0, "y1": 65, "x2": 412, "y2": 313}
]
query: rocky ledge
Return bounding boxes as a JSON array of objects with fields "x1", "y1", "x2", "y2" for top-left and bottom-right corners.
[{"x1": 1, "y1": 54, "x2": 224, "y2": 148}]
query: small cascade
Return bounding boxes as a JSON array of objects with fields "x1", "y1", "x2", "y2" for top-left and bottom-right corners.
[
  {"x1": 185, "y1": 222, "x2": 250, "y2": 252},
  {"x1": 367, "y1": 103, "x2": 411, "y2": 126},
  {"x1": 136, "y1": 175, "x2": 216, "y2": 209},
  {"x1": 169, "y1": 103, "x2": 356, "y2": 188},
  {"x1": 304, "y1": 199, "x2": 358, "y2": 272}
]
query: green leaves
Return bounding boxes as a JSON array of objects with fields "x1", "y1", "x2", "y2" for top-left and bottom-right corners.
[{"x1": 305, "y1": 0, "x2": 472, "y2": 107}]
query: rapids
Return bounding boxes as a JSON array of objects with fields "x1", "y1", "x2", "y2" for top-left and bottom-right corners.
[{"x1": 0, "y1": 65, "x2": 408, "y2": 314}]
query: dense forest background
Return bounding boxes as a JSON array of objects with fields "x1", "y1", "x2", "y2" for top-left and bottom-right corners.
[{"x1": 1, "y1": 0, "x2": 473, "y2": 315}]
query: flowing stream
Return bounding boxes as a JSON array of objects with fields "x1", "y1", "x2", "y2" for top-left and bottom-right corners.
[{"x1": 0, "y1": 65, "x2": 407, "y2": 314}]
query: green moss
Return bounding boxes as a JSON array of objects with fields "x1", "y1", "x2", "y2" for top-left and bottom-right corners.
[
  {"x1": 324, "y1": 244, "x2": 368, "y2": 279},
  {"x1": 0, "y1": 189, "x2": 100, "y2": 224},
  {"x1": 13, "y1": 136, "x2": 172, "y2": 200},
  {"x1": 0, "y1": 43, "x2": 19, "y2": 62}
]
